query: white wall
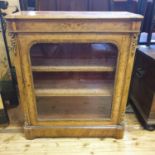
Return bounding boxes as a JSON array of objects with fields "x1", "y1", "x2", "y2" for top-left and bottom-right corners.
[{"x1": 7, "y1": 0, "x2": 20, "y2": 9}]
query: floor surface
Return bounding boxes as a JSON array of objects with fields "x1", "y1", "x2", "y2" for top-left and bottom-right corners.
[{"x1": 0, "y1": 114, "x2": 155, "y2": 155}]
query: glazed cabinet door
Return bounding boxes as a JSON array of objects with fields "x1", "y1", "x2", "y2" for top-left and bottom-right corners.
[
  {"x1": 19, "y1": 34, "x2": 131, "y2": 127},
  {"x1": 30, "y1": 42, "x2": 118, "y2": 121}
]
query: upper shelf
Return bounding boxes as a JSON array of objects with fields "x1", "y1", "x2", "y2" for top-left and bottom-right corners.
[
  {"x1": 32, "y1": 66, "x2": 115, "y2": 72},
  {"x1": 6, "y1": 11, "x2": 143, "y2": 20},
  {"x1": 30, "y1": 43, "x2": 117, "y2": 72},
  {"x1": 31, "y1": 58, "x2": 115, "y2": 72}
]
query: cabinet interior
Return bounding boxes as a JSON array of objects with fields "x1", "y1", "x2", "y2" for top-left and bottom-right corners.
[{"x1": 30, "y1": 43, "x2": 118, "y2": 120}]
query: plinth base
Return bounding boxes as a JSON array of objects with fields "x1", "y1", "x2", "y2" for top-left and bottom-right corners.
[{"x1": 24, "y1": 124, "x2": 124, "y2": 139}]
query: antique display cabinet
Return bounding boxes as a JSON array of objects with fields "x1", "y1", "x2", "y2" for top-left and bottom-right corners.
[{"x1": 6, "y1": 11, "x2": 142, "y2": 139}]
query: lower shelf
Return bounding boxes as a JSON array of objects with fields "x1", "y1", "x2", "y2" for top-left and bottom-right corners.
[
  {"x1": 33, "y1": 72, "x2": 114, "y2": 96},
  {"x1": 36, "y1": 96, "x2": 112, "y2": 120}
]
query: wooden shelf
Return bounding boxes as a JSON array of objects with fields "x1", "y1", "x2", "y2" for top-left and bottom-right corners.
[
  {"x1": 32, "y1": 66, "x2": 115, "y2": 72},
  {"x1": 31, "y1": 58, "x2": 115, "y2": 72},
  {"x1": 34, "y1": 79, "x2": 114, "y2": 97}
]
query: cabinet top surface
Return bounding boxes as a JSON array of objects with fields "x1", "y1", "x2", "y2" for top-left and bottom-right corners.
[
  {"x1": 138, "y1": 46, "x2": 155, "y2": 60},
  {"x1": 6, "y1": 11, "x2": 143, "y2": 20}
]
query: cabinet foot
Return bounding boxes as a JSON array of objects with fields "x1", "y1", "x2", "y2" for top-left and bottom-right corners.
[{"x1": 144, "y1": 124, "x2": 155, "y2": 131}]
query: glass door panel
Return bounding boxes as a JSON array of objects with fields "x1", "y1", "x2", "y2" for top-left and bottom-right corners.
[{"x1": 30, "y1": 43, "x2": 118, "y2": 121}]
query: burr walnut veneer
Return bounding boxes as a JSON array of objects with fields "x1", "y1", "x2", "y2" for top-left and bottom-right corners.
[{"x1": 6, "y1": 11, "x2": 142, "y2": 139}]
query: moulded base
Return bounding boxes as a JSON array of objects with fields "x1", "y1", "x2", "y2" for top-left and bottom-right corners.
[{"x1": 24, "y1": 124, "x2": 124, "y2": 140}]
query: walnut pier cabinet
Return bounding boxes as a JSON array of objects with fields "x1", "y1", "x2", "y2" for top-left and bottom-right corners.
[{"x1": 6, "y1": 11, "x2": 142, "y2": 139}]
